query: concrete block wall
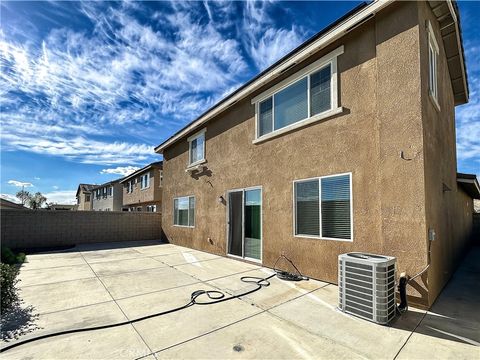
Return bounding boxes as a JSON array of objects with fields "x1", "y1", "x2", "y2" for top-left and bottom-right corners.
[{"x1": 1, "y1": 209, "x2": 162, "y2": 249}]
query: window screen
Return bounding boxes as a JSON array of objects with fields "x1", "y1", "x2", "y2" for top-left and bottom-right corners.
[
  {"x1": 189, "y1": 133, "x2": 205, "y2": 164},
  {"x1": 274, "y1": 77, "x2": 308, "y2": 130},
  {"x1": 174, "y1": 196, "x2": 195, "y2": 226},
  {"x1": 321, "y1": 175, "x2": 351, "y2": 239},
  {"x1": 294, "y1": 174, "x2": 351, "y2": 240},
  {"x1": 310, "y1": 64, "x2": 331, "y2": 116},
  {"x1": 259, "y1": 97, "x2": 273, "y2": 136},
  {"x1": 295, "y1": 180, "x2": 320, "y2": 236}
]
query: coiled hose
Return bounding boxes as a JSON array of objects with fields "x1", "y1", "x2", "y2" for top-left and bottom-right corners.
[{"x1": 1, "y1": 255, "x2": 306, "y2": 353}]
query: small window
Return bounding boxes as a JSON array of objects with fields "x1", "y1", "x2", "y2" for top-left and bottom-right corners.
[
  {"x1": 188, "y1": 130, "x2": 205, "y2": 166},
  {"x1": 140, "y1": 173, "x2": 150, "y2": 189},
  {"x1": 294, "y1": 173, "x2": 352, "y2": 240},
  {"x1": 174, "y1": 196, "x2": 195, "y2": 227},
  {"x1": 85, "y1": 194, "x2": 90, "y2": 202},
  {"x1": 428, "y1": 21, "x2": 439, "y2": 106},
  {"x1": 108, "y1": 186, "x2": 113, "y2": 196}
]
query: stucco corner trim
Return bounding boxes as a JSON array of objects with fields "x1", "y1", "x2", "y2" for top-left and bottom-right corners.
[{"x1": 252, "y1": 106, "x2": 344, "y2": 145}]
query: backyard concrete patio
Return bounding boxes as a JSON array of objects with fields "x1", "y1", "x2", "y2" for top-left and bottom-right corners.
[{"x1": 1, "y1": 240, "x2": 478, "y2": 359}]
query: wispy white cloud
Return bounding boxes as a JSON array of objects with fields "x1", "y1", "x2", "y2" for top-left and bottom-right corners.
[
  {"x1": 100, "y1": 166, "x2": 139, "y2": 176},
  {"x1": 43, "y1": 190, "x2": 77, "y2": 205},
  {"x1": 8, "y1": 180, "x2": 33, "y2": 187},
  {"x1": 0, "y1": 1, "x2": 308, "y2": 167}
]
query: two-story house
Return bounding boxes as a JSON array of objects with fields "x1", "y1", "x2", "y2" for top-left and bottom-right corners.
[
  {"x1": 120, "y1": 161, "x2": 163, "y2": 212},
  {"x1": 75, "y1": 184, "x2": 95, "y2": 211},
  {"x1": 155, "y1": 1, "x2": 478, "y2": 307},
  {"x1": 91, "y1": 179, "x2": 123, "y2": 211}
]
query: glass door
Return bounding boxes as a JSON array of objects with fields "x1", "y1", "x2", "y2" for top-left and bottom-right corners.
[{"x1": 227, "y1": 188, "x2": 262, "y2": 262}]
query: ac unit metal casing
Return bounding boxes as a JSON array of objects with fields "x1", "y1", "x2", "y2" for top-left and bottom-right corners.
[{"x1": 338, "y1": 253, "x2": 396, "y2": 324}]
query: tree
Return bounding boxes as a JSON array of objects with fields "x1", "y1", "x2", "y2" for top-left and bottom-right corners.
[
  {"x1": 15, "y1": 190, "x2": 31, "y2": 206},
  {"x1": 15, "y1": 191, "x2": 47, "y2": 209},
  {"x1": 28, "y1": 192, "x2": 47, "y2": 210}
]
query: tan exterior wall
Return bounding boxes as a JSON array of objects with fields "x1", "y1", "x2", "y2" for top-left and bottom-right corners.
[
  {"x1": 1, "y1": 209, "x2": 162, "y2": 249},
  {"x1": 122, "y1": 168, "x2": 162, "y2": 211},
  {"x1": 161, "y1": 2, "x2": 473, "y2": 307},
  {"x1": 418, "y1": 2, "x2": 474, "y2": 305},
  {"x1": 92, "y1": 183, "x2": 123, "y2": 211},
  {"x1": 162, "y1": 1, "x2": 437, "y2": 304},
  {"x1": 77, "y1": 192, "x2": 92, "y2": 211}
]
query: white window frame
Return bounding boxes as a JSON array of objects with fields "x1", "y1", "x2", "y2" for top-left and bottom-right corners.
[
  {"x1": 187, "y1": 129, "x2": 206, "y2": 167},
  {"x1": 140, "y1": 172, "x2": 150, "y2": 190},
  {"x1": 427, "y1": 21, "x2": 440, "y2": 111},
  {"x1": 293, "y1": 172, "x2": 353, "y2": 242},
  {"x1": 252, "y1": 46, "x2": 344, "y2": 144},
  {"x1": 173, "y1": 195, "x2": 195, "y2": 228}
]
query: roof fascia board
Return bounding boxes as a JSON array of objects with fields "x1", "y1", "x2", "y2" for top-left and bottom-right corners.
[
  {"x1": 155, "y1": 0, "x2": 393, "y2": 154},
  {"x1": 446, "y1": 0, "x2": 469, "y2": 104},
  {"x1": 120, "y1": 165, "x2": 153, "y2": 183}
]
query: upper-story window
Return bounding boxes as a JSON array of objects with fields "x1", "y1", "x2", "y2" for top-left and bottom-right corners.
[
  {"x1": 427, "y1": 21, "x2": 439, "y2": 109},
  {"x1": 252, "y1": 46, "x2": 343, "y2": 141},
  {"x1": 108, "y1": 186, "x2": 113, "y2": 196},
  {"x1": 85, "y1": 194, "x2": 90, "y2": 202},
  {"x1": 188, "y1": 129, "x2": 206, "y2": 166},
  {"x1": 140, "y1": 172, "x2": 150, "y2": 189}
]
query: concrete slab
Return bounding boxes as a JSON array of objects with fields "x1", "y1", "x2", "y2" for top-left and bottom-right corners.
[
  {"x1": 17, "y1": 264, "x2": 96, "y2": 287},
  {"x1": 20, "y1": 253, "x2": 87, "y2": 271},
  {"x1": 133, "y1": 243, "x2": 194, "y2": 256},
  {"x1": 207, "y1": 268, "x2": 328, "y2": 310},
  {"x1": 99, "y1": 266, "x2": 200, "y2": 299},
  {"x1": 117, "y1": 283, "x2": 221, "y2": 320},
  {"x1": 1, "y1": 301, "x2": 126, "y2": 348},
  {"x1": 81, "y1": 248, "x2": 147, "y2": 264},
  {"x1": 133, "y1": 297, "x2": 261, "y2": 353},
  {"x1": 174, "y1": 257, "x2": 260, "y2": 282},
  {"x1": 89, "y1": 257, "x2": 167, "y2": 277},
  {"x1": 153, "y1": 250, "x2": 220, "y2": 266},
  {"x1": 395, "y1": 329, "x2": 480, "y2": 360},
  {"x1": 19, "y1": 277, "x2": 113, "y2": 314},
  {"x1": 155, "y1": 311, "x2": 361, "y2": 359},
  {"x1": 269, "y1": 284, "x2": 426, "y2": 359},
  {"x1": 2, "y1": 325, "x2": 151, "y2": 360}
]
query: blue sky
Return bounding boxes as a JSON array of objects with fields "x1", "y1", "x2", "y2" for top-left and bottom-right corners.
[{"x1": 0, "y1": 1, "x2": 478, "y2": 204}]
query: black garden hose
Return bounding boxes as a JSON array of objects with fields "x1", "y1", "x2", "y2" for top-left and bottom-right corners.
[{"x1": 0, "y1": 255, "x2": 306, "y2": 353}]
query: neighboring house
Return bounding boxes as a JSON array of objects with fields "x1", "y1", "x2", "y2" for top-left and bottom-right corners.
[
  {"x1": 0, "y1": 198, "x2": 28, "y2": 210},
  {"x1": 76, "y1": 184, "x2": 95, "y2": 211},
  {"x1": 155, "y1": 1, "x2": 479, "y2": 308},
  {"x1": 120, "y1": 161, "x2": 163, "y2": 212},
  {"x1": 91, "y1": 179, "x2": 123, "y2": 211},
  {"x1": 46, "y1": 204, "x2": 77, "y2": 211}
]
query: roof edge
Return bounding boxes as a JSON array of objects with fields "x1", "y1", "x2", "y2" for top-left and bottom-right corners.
[{"x1": 154, "y1": 0, "x2": 393, "y2": 154}]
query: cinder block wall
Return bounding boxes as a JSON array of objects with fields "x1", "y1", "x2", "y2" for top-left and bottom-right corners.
[{"x1": 1, "y1": 210, "x2": 162, "y2": 249}]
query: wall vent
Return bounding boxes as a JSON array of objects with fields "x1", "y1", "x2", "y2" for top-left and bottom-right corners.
[{"x1": 338, "y1": 252, "x2": 396, "y2": 324}]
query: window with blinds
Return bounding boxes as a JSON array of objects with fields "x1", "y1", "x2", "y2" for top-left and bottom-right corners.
[
  {"x1": 174, "y1": 196, "x2": 195, "y2": 227},
  {"x1": 294, "y1": 173, "x2": 352, "y2": 240},
  {"x1": 257, "y1": 62, "x2": 332, "y2": 137}
]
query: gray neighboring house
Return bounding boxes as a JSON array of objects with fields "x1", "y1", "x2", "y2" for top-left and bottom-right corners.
[{"x1": 91, "y1": 179, "x2": 123, "y2": 211}]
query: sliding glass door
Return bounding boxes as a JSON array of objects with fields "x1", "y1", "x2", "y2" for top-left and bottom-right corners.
[{"x1": 227, "y1": 188, "x2": 262, "y2": 262}]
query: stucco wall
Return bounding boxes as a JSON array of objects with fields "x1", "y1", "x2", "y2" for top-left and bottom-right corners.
[
  {"x1": 418, "y1": 2, "x2": 474, "y2": 305},
  {"x1": 122, "y1": 168, "x2": 162, "y2": 210},
  {"x1": 92, "y1": 183, "x2": 123, "y2": 211},
  {"x1": 161, "y1": 1, "x2": 436, "y2": 304},
  {"x1": 1, "y1": 209, "x2": 162, "y2": 249},
  {"x1": 77, "y1": 192, "x2": 92, "y2": 211}
]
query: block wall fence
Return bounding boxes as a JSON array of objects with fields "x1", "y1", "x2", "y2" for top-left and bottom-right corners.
[{"x1": 1, "y1": 209, "x2": 162, "y2": 249}]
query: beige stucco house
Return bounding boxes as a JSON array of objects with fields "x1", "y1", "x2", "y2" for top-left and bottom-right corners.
[
  {"x1": 120, "y1": 161, "x2": 163, "y2": 212},
  {"x1": 91, "y1": 179, "x2": 123, "y2": 211},
  {"x1": 76, "y1": 184, "x2": 95, "y2": 211},
  {"x1": 155, "y1": 1, "x2": 478, "y2": 307}
]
